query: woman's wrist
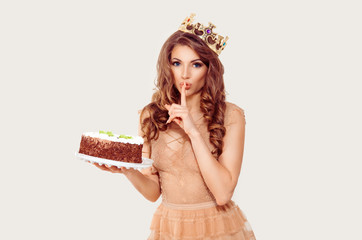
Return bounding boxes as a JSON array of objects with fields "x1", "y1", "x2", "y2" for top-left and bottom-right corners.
[
  {"x1": 187, "y1": 128, "x2": 202, "y2": 139},
  {"x1": 123, "y1": 168, "x2": 137, "y2": 178}
]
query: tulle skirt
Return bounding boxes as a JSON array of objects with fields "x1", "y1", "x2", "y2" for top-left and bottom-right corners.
[{"x1": 147, "y1": 200, "x2": 256, "y2": 240}]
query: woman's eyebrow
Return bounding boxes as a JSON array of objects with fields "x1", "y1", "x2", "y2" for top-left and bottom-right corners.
[{"x1": 172, "y1": 58, "x2": 202, "y2": 62}]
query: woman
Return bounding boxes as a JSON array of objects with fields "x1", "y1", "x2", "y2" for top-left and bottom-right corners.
[{"x1": 95, "y1": 14, "x2": 256, "y2": 240}]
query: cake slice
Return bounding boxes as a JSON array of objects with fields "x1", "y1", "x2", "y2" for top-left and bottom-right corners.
[{"x1": 79, "y1": 131, "x2": 144, "y2": 163}]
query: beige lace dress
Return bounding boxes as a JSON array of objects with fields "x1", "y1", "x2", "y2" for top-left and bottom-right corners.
[{"x1": 143, "y1": 102, "x2": 256, "y2": 240}]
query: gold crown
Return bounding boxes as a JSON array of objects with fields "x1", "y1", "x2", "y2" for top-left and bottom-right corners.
[{"x1": 178, "y1": 13, "x2": 229, "y2": 55}]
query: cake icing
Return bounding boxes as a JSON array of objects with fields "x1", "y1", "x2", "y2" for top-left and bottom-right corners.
[{"x1": 82, "y1": 131, "x2": 144, "y2": 145}]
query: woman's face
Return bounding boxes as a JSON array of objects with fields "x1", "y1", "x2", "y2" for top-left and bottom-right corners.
[{"x1": 170, "y1": 44, "x2": 208, "y2": 97}]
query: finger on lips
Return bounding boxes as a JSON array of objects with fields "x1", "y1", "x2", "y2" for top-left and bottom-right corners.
[
  {"x1": 181, "y1": 83, "x2": 186, "y2": 106},
  {"x1": 165, "y1": 83, "x2": 187, "y2": 124}
]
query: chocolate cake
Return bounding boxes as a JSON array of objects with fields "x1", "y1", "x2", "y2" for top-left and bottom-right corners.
[{"x1": 79, "y1": 131, "x2": 144, "y2": 163}]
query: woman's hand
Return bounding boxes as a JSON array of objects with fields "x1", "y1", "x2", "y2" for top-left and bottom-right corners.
[
  {"x1": 92, "y1": 162, "x2": 135, "y2": 175},
  {"x1": 165, "y1": 83, "x2": 199, "y2": 136}
]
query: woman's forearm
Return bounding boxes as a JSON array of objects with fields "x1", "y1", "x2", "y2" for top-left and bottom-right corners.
[
  {"x1": 123, "y1": 169, "x2": 161, "y2": 202},
  {"x1": 188, "y1": 130, "x2": 234, "y2": 205}
]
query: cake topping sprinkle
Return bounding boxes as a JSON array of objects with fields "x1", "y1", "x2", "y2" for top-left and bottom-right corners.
[
  {"x1": 99, "y1": 130, "x2": 114, "y2": 137},
  {"x1": 99, "y1": 130, "x2": 133, "y2": 139},
  {"x1": 118, "y1": 134, "x2": 133, "y2": 139}
]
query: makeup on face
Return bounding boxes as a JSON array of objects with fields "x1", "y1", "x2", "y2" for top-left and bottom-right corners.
[
  {"x1": 171, "y1": 45, "x2": 208, "y2": 96},
  {"x1": 180, "y1": 82, "x2": 191, "y2": 90}
]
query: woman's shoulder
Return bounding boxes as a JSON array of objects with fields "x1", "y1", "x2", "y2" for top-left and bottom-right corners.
[
  {"x1": 225, "y1": 101, "x2": 245, "y2": 116},
  {"x1": 224, "y1": 101, "x2": 246, "y2": 126},
  {"x1": 138, "y1": 103, "x2": 153, "y2": 118}
]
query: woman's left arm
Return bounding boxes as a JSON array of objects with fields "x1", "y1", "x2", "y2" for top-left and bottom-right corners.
[
  {"x1": 188, "y1": 108, "x2": 245, "y2": 206},
  {"x1": 165, "y1": 84, "x2": 246, "y2": 206}
]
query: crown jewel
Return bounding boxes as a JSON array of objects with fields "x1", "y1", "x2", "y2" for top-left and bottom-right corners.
[{"x1": 178, "y1": 13, "x2": 229, "y2": 55}]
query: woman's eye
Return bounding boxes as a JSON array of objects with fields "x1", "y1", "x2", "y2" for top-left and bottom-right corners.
[{"x1": 172, "y1": 62, "x2": 203, "y2": 68}]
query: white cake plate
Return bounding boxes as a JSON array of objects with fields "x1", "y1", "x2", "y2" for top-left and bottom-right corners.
[{"x1": 75, "y1": 152, "x2": 153, "y2": 170}]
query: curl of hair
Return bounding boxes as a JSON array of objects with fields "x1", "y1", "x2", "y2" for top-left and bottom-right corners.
[{"x1": 140, "y1": 31, "x2": 226, "y2": 159}]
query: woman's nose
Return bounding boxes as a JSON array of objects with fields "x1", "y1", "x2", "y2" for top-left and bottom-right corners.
[{"x1": 182, "y1": 66, "x2": 191, "y2": 79}]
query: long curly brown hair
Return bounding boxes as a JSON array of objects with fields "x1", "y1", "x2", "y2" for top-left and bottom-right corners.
[{"x1": 140, "y1": 30, "x2": 226, "y2": 159}]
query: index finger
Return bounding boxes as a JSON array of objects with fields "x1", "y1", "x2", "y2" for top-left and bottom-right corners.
[{"x1": 181, "y1": 83, "x2": 186, "y2": 106}]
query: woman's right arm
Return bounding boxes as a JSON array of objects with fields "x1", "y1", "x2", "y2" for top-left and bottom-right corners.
[
  {"x1": 93, "y1": 109, "x2": 161, "y2": 202},
  {"x1": 123, "y1": 164, "x2": 161, "y2": 202},
  {"x1": 94, "y1": 163, "x2": 161, "y2": 202},
  {"x1": 124, "y1": 111, "x2": 162, "y2": 201}
]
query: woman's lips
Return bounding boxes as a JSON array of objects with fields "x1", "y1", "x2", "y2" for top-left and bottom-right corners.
[{"x1": 180, "y1": 82, "x2": 191, "y2": 90}]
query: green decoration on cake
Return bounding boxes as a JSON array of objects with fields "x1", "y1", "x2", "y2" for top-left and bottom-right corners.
[
  {"x1": 118, "y1": 134, "x2": 133, "y2": 139},
  {"x1": 99, "y1": 130, "x2": 115, "y2": 137},
  {"x1": 99, "y1": 131, "x2": 132, "y2": 139}
]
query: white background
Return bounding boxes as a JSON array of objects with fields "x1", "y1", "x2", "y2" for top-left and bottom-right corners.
[{"x1": 1, "y1": 0, "x2": 361, "y2": 239}]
